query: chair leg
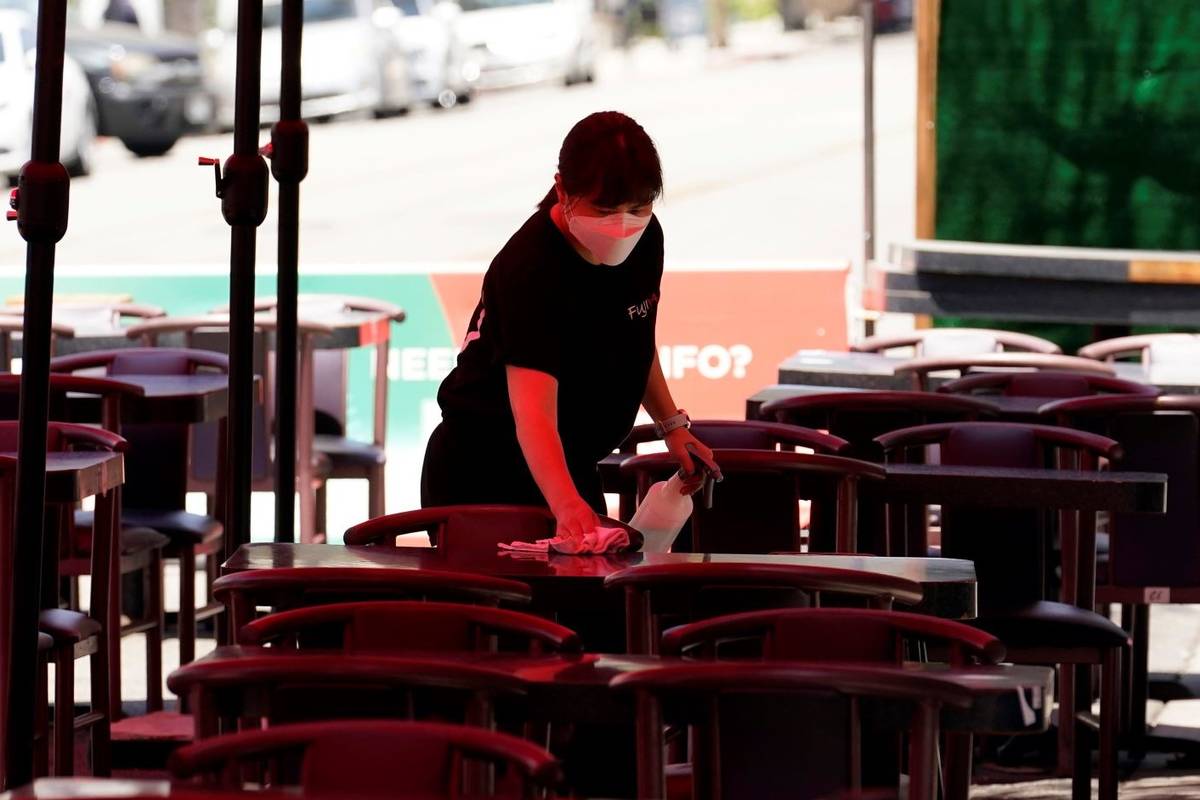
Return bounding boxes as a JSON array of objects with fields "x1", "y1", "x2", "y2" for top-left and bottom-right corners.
[
  {"x1": 942, "y1": 732, "x2": 972, "y2": 800},
  {"x1": 1099, "y1": 648, "x2": 1122, "y2": 800},
  {"x1": 1059, "y1": 662, "x2": 1076, "y2": 777},
  {"x1": 1071, "y1": 663, "x2": 1092, "y2": 800},
  {"x1": 89, "y1": 642, "x2": 112, "y2": 776},
  {"x1": 146, "y1": 551, "x2": 164, "y2": 712},
  {"x1": 368, "y1": 464, "x2": 386, "y2": 520},
  {"x1": 35, "y1": 656, "x2": 50, "y2": 777},
  {"x1": 178, "y1": 546, "x2": 196, "y2": 666},
  {"x1": 53, "y1": 649, "x2": 74, "y2": 776}
]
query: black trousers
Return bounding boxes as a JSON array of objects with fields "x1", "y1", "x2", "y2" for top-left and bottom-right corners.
[{"x1": 421, "y1": 420, "x2": 605, "y2": 512}]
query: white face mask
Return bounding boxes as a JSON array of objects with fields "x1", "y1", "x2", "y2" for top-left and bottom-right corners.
[{"x1": 565, "y1": 207, "x2": 651, "y2": 266}]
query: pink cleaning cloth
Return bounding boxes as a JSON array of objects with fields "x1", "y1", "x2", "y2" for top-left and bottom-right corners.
[{"x1": 499, "y1": 526, "x2": 630, "y2": 555}]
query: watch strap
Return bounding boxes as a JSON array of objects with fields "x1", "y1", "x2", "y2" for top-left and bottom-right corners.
[{"x1": 654, "y1": 410, "x2": 691, "y2": 438}]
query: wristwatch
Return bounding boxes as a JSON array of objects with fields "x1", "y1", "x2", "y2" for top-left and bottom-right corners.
[{"x1": 654, "y1": 410, "x2": 691, "y2": 438}]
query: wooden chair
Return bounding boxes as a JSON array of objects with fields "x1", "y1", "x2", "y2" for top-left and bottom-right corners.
[
  {"x1": 239, "y1": 600, "x2": 581, "y2": 654},
  {"x1": 1042, "y1": 393, "x2": 1200, "y2": 743},
  {"x1": 51, "y1": 348, "x2": 229, "y2": 667},
  {"x1": 612, "y1": 420, "x2": 850, "y2": 520},
  {"x1": 2, "y1": 422, "x2": 126, "y2": 776},
  {"x1": 212, "y1": 567, "x2": 533, "y2": 634},
  {"x1": 852, "y1": 328, "x2": 1061, "y2": 356},
  {"x1": 894, "y1": 352, "x2": 1116, "y2": 392},
  {"x1": 876, "y1": 421, "x2": 1128, "y2": 800},
  {"x1": 168, "y1": 719, "x2": 561, "y2": 798},
  {"x1": 0, "y1": 373, "x2": 166, "y2": 717},
  {"x1": 1078, "y1": 332, "x2": 1200, "y2": 363},
  {"x1": 611, "y1": 662, "x2": 973, "y2": 800},
  {"x1": 761, "y1": 391, "x2": 997, "y2": 555},
  {"x1": 166, "y1": 655, "x2": 526, "y2": 738},
  {"x1": 604, "y1": 562, "x2": 923, "y2": 655},
  {"x1": 660, "y1": 608, "x2": 1006, "y2": 798},
  {"x1": 619, "y1": 450, "x2": 885, "y2": 554},
  {"x1": 124, "y1": 314, "x2": 333, "y2": 543},
  {"x1": 0, "y1": 315, "x2": 75, "y2": 372},
  {"x1": 345, "y1": 505, "x2": 558, "y2": 549}
]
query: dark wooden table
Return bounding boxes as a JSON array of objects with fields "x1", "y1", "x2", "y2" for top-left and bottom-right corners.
[
  {"x1": 774, "y1": 349, "x2": 1200, "y2": 394},
  {"x1": 169, "y1": 646, "x2": 1052, "y2": 738},
  {"x1": 223, "y1": 544, "x2": 978, "y2": 620},
  {"x1": 0, "y1": 779, "x2": 288, "y2": 799}
]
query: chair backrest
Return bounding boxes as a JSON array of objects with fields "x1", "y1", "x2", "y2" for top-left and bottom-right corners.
[
  {"x1": 1079, "y1": 333, "x2": 1200, "y2": 363},
  {"x1": 937, "y1": 370, "x2": 1158, "y2": 400},
  {"x1": 239, "y1": 600, "x2": 581, "y2": 654},
  {"x1": 852, "y1": 328, "x2": 1061, "y2": 356},
  {"x1": 661, "y1": 607, "x2": 1004, "y2": 665},
  {"x1": 894, "y1": 352, "x2": 1115, "y2": 391},
  {"x1": 213, "y1": 567, "x2": 533, "y2": 633},
  {"x1": 619, "y1": 420, "x2": 851, "y2": 454},
  {"x1": 760, "y1": 391, "x2": 996, "y2": 461},
  {"x1": 876, "y1": 421, "x2": 1120, "y2": 614},
  {"x1": 166, "y1": 654, "x2": 526, "y2": 733},
  {"x1": 619, "y1": 450, "x2": 885, "y2": 555},
  {"x1": 0, "y1": 420, "x2": 126, "y2": 454},
  {"x1": 611, "y1": 662, "x2": 973, "y2": 800},
  {"x1": 604, "y1": 562, "x2": 923, "y2": 654},
  {"x1": 344, "y1": 505, "x2": 559, "y2": 549},
  {"x1": 169, "y1": 719, "x2": 559, "y2": 798},
  {"x1": 1042, "y1": 395, "x2": 1200, "y2": 588}
]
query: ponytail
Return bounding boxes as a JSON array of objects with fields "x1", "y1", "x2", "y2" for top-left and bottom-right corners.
[{"x1": 537, "y1": 185, "x2": 557, "y2": 212}]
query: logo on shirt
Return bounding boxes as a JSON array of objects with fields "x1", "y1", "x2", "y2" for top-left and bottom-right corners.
[
  {"x1": 626, "y1": 292, "x2": 659, "y2": 320},
  {"x1": 462, "y1": 306, "x2": 485, "y2": 350}
]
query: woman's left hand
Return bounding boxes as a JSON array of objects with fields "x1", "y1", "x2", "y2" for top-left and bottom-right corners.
[{"x1": 663, "y1": 428, "x2": 717, "y2": 495}]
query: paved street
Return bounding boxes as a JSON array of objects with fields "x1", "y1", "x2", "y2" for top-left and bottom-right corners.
[{"x1": 0, "y1": 22, "x2": 914, "y2": 268}]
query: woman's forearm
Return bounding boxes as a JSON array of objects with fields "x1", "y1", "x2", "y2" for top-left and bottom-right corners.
[
  {"x1": 642, "y1": 352, "x2": 680, "y2": 422},
  {"x1": 507, "y1": 365, "x2": 582, "y2": 511}
]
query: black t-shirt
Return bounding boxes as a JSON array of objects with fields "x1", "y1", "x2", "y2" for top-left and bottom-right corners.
[{"x1": 437, "y1": 206, "x2": 664, "y2": 469}]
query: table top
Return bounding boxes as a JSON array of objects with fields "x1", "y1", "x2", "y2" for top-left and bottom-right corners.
[
  {"x1": 0, "y1": 780, "x2": 287, "y2": 799},
  {"x1": 10, "y1": 451, "x2": 125, "y2": 503},
  {"x1": 172, "y1": 647, "x2": 1052, "y2": 736},
  {"x1": 224, "y1": 544, "x2": 978, "y2": 619},
  {"x1": 776, "y1": 349, "x2": 1200, "y2": 394},
  {"x1": 882, "y1": 463, "x2": 1166, "y2": 514}
]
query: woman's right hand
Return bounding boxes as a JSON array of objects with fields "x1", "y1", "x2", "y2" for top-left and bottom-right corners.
[{"x1": 552, "y1": 494, "x2": 600, "y2": 541}]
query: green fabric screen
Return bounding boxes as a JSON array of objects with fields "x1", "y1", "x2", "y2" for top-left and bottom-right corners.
[{"x1": 935, "y1": 0, "x2": 1200, "y2": 250}]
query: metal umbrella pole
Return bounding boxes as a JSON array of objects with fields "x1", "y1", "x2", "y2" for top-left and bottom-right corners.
[
  {"x1": 860, "y1": 0, "x2": 876, "y2": 338},
  {"x1": 4, "y1": 0, "x2": 71, "y2": 784},
  {"x1": 268, "y1": 0, "x2": 308, "y2": 543},
  {"x1": 198, "y1": 0, "x2": 269, "y2": 561}
]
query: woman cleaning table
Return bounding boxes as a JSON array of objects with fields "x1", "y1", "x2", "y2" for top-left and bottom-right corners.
[{"x1": 424, "y1": 111, "x2": 715, "y2": 540}]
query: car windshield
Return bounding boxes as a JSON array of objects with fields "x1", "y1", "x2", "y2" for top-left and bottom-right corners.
[
  {"x1": 262, "y1": 0, "x2": 358, "y2": 27},
  {"x1": 458, "y1": 0, "x2": 551, "y2": 10}
]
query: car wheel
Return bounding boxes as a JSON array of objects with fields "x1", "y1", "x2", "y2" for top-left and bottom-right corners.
[
  {"x1": 123, "y1": 137, "x2": 179, "y2": 158},
  {"x1": 65, "y1": 103, "x2": 97, "y2": 177}
]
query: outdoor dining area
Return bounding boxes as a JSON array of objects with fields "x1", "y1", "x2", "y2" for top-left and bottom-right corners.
[{"x1": 1, "y1": 0, "x2": 1200, "y2": 797}]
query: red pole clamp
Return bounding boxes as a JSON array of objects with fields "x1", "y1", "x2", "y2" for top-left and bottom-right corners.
[
  {"x1": 199, "y1": 154, "x2": 269, "y2": 227},
  {"x1": 268, "y1": 119, "x2": 309, "y2": 184},
  {"x1": 12, "y1": 160, "x2": 69, "y2": 243}
]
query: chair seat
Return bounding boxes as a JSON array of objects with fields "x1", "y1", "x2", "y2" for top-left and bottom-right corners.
[
  {"x1": 125, "y1": 509, "x2": 223, "y2": 547},
  {"x1": 39, "y1": 608, "x2": 101, "y2": 644},
  {"x1": 314, "y1": 435, "x2": 387, "y2": 470},
  {"x1": 120, "y1": 527, "x2": 170, "y2": 557},
  {"x1": 38, "y1": 632, "x2": 54, "y2": 652},
  {"x1": 975, "y1": 601, "x2": 1129, "y2": 649}
]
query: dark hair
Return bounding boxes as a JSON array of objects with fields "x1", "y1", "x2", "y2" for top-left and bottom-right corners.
[{"x1": 538, "y1": 111, "x2": 663, "y2": 212}]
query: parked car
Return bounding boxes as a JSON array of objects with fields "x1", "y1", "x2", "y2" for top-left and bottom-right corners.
[
  {"x1": 780, "y1": 0, "x2": 912, "y2": 32},
  {"x1": 380, "y1": 0, "x2": 477, "y2": 108},
  {"x1": 453, "y1": 0, "x2": 595, "y2": 90},
  {"x1": 0, "y1": 0, "x2": 211, "y2": 158},
  {"x1": 204, "y1": 0, "x2": 412, "y2": 128},
  {"x1": 0, "y1": 9, "x2": 96, "y2": 179}
]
